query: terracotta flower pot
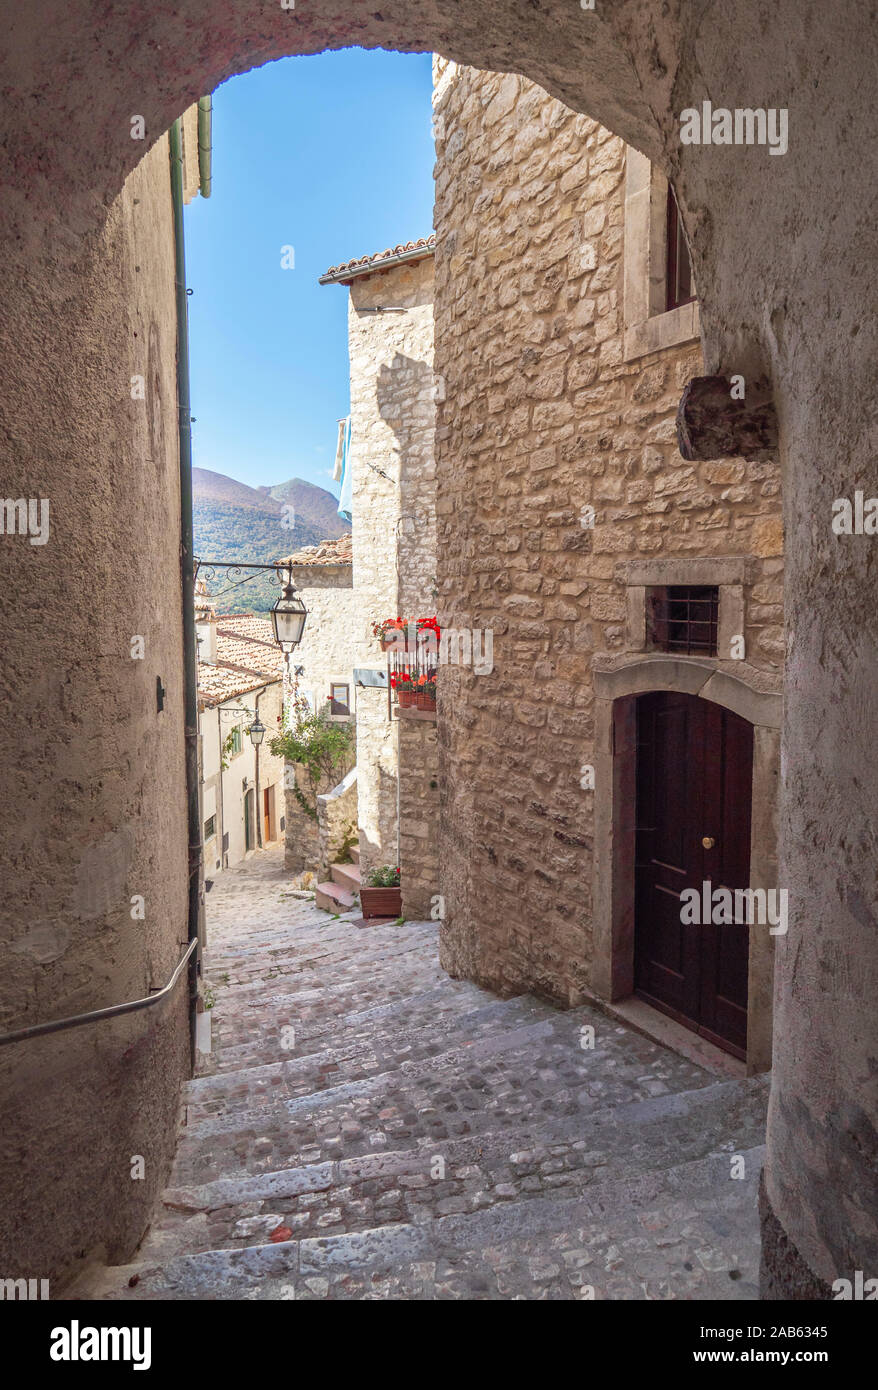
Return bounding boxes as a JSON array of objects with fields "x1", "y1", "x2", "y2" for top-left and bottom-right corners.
[
  {"x1": 416, "y1": 692, "x2": 437, "y2": 711},
  {"x1": 398, "y1": 689, "x2": 416, "y2": 707},
  {"x1": 359, "y1": 886, "x2": 402, "y2": 919}
]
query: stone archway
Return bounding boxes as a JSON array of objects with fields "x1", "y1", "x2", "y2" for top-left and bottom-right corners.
[
  {"x1": 0, "y1": 0, "x2": 876, "y2": 1299},
  {"x1": 591, "y1": 656, "x2": 781, "y2": 1076}
]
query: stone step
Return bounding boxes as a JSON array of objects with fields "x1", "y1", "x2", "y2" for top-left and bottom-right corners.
[
  {"x1": 147, "y1": 1076, "x2": 768, "y2": 1256},
  {"x1": 330, "y1": 862, "x2": 361, "y2": 893},
  {"x1": 349, "y1": 844, "x2": 360, "y2": 864},
  {"x1": 168, "y1": 1012, "x2": 715, "y2": 1185},
  {"x1": 184, "y1": 993, "x2": 557, "y2": 1112},
  {"x1": 314, "y1": 881, "x2": 357, "y2": 913},
  {"x1": 206, "y1": 928, "x2": 438, "y2": 993},
  {"x1": 203, "y1": 954, "x2": 452, "y2": 1065},
  {"x1": 68, "y1": 1146, "x2": 765, "y2": 1301},
  {"x1": 202, "y1": 980, "x2": 495, "y2": 1074}
]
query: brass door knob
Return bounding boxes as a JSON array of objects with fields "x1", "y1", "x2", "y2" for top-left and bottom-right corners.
[{"x1": 702, "y1": 836, "x2": 716, "y2": 849}]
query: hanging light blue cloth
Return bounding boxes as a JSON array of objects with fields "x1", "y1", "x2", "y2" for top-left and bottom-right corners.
[{"x1": 337, "y1": 415, "x2": 353, "y2": 522}]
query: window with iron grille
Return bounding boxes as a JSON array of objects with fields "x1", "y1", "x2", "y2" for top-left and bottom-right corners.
[
  {"x1": 647, "y1": 585, "x2": 719, "y2": 656},
  {"x1": 203, "y1": 814, "x2": 216, "y2": 841}
]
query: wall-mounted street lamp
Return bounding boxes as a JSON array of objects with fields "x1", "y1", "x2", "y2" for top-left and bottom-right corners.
[
  {"x1": 194, "y1": 558, "x2": 308, "y2": 653},
  {"x1": 220, "y1": 704, "x2": 267, "y2": 748},
  {"x1": 270, "y1": 576, "x2": 308, "y2": 653}
]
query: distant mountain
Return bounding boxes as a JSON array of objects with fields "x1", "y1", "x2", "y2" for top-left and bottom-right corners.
[{"x1": 193, "y1": 467, "x2": 350, "y2": 613}]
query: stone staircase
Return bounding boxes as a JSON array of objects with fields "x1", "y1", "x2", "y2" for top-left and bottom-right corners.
[
  {"x1": 315, "y1": 842, "x2": 360, "y2": 914},
  {"x1": 70, "y1": 848, "x2": 768, "y2": 1301}
]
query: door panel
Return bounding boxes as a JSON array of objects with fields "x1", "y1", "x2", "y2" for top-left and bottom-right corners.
[{"x1": 634, "y1": 691, "x2": 752, "y2": 1059}]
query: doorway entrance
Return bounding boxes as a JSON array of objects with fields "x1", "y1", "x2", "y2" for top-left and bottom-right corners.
[
  {"x1": 244, "y1": 788, "x2": 255, "y2": 851},
  {"x1": 634, "y1": 690, "x2": 753, "y2": 1059},
  {"x1": 263, "y1": 786, "x2": 275, "y2": 843}
]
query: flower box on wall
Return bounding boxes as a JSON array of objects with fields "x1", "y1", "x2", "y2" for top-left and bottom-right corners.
[
  {"x1": 397, "y1": 689, "x2": 416, "y2": 708},
  {"x1": 415, "y1": 692, "x2": 436, "y2": 711}
]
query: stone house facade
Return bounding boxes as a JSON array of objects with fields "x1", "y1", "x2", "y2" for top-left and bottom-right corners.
[
  {"x1": 280, "y1": 245, "x2": 440, "y2": 914},
  {"x1": 196, "y1": 603, "x2": 286, "y2": 873},
  {"x1": 432, "y1": 61, "x2": 784, "y2": 1073}
]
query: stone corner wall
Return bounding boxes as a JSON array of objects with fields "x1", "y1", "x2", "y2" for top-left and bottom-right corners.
[
  {"x1": 317, "y1": 767, "x2": 358, "y2": 882},
  {"x1": 346, "y1": 253, "x2": 438, "y2": 881},
  {"x1": 398, "y1": 714, "x2": 440, "y2": 922}
]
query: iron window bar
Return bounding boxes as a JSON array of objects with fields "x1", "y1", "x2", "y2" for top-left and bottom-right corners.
[
  {"x1": 648, "y1": 585, "x2": 719, "y2": 656},
  {"x1": 0, "y1": 938, "x2": 197, "y2": 1048}
]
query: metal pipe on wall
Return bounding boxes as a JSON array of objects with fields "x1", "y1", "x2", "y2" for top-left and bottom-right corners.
[{"x1": 169, "y1": 117, "x2": 203, "y2": 1066}]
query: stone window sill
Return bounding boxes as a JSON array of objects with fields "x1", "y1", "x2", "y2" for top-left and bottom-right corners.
[
  {"x1": 623, "y1": 301, "x2": 700, "y2": 363},
  {"x1": 393, "y1": 706, "x2": 437, "y2": 722}
]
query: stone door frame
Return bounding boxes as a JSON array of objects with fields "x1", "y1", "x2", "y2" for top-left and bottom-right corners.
[{"x1": 591, "y1": 654, "x2": 782, "y2": 1073}]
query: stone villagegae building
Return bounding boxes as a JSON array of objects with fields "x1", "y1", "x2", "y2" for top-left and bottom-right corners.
[
  {"x1": 282, "y1": 242, "x2": 440, "y2": 921},
  {"x1": 431, "y1": 61, "x2": 783, "y2": 1076},
  {"x1": 2, "y1": 1, "x2": 874, "y2": 1306},
  {"x1": 294, "y1": 59, "x2": 781, "y2": 1071}
]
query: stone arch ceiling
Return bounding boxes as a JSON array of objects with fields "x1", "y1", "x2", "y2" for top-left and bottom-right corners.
[{"x1": 4, "y1": 1, "x2": 875, "y2": 389}]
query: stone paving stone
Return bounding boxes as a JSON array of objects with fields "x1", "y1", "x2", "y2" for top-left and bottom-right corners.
[{"x1": 71, "y1": 848, "x2": 768, "y2": 1301}]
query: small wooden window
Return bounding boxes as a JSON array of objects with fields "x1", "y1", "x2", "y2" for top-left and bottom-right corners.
[
  {"x1": 666, "y1": 186, "x2": 695, "y2": 311},
  {"x1": 330, "y1": 683, "x2": 350, "y2": 716},
  {"x1": 647, "y1": 586, "x2": 718, "y2": 656}
]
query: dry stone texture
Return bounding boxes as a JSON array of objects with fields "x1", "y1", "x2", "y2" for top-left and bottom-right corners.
[{"x1": 431, "y1": 62, "x2": 783, "y2": 1006}]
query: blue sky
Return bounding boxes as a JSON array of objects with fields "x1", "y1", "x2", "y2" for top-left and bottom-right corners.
[{"x1": 183, "y1": 48, "x2": 435, "y2": 494}]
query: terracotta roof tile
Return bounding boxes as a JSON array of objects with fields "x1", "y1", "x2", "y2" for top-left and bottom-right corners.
[
  {"x1": 320, "y1": 235, "x2": 436, "y2": 284},
  {"x1": 197, "y1": 615, "x2": 284, "y2": 708}
]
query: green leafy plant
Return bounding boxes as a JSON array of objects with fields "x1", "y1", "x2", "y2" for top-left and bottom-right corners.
[
  {"x1": 270, "y1": 696, "x2": 355, "y2": 821},
  {"x1": 220, "y1": 724, "x2": 242, "y2": 771},
  {"x1": 366, "y1": 865, "x2": 400, "y2": 888},
  {"x1": 336, "y1": 829, "x2": 359, "y2": 864}
]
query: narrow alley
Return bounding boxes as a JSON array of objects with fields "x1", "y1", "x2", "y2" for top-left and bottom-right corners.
[{"x1": 74, "y1": 850, "x2": 768, "y2": 1301}]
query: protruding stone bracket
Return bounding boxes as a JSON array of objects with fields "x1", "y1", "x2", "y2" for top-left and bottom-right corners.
[{"x1": 676, "y1": 374, "x2": 779, "y2": 461}]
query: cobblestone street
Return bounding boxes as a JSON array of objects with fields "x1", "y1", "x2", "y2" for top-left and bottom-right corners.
[{"x1": 77, "y1": 849, "x2": 767, "y2": 1300}]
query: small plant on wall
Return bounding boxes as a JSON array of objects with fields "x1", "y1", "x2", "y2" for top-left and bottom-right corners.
[{"x1": 269, "y1": 694, "x2": 354, "y2": 821}]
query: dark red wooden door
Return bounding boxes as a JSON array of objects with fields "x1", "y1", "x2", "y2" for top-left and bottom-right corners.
[{"x1": 634, "y1": 691, "x2": 753, "y2": 1059}]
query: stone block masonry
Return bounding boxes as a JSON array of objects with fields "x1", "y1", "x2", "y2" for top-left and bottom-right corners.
[
  {"x1": 432, "y1": 60, "x2": 783, "y2": 1008},
  {"x1": 398, "y1": 713, "x2": 440, "y2": 921}
]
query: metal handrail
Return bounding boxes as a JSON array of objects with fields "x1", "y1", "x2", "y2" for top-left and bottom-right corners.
[{"x1": 0, "y1": 938, "x2": 198, "y2": 1048}]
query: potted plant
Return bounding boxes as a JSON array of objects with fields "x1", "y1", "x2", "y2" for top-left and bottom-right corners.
[
  {"x1": 415, "y1": 675, "x2": 437, "y2": 711},
  {"x1": 359, "y1": 865, "x2": 402, "y2": 918},
  {"x1": 391, "y1": 670, "x2": 417, "y2": 707},
  {"x1": 372, "y1": 617, "x2": 407, "y2": 651}
]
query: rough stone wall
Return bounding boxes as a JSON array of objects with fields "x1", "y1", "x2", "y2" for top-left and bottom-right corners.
[
  {"x1": 287, "y1": 563, "x2": 359, "y2": 713},
  {"x1": 348, "y1": 256, "x2": 437, "y2": 627},
  {"x1": 281, "y1": 563, "x2": 358, "y2": 873},
  {"x1": 432, "y1": 61, "x2": 783, "y2": 1006},
  {"x1": 0, "y1": 135, "x2": 190, "y2": 1286},
  {"x1": 398, "y1": 716, "x2": 441, "y2": 921},
  {"x1": 344, "y1": 257, "x2": 438, "y2": 879},
  {"x1": 317, "y1": 768, "x2": 358, "y2": 882}
]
